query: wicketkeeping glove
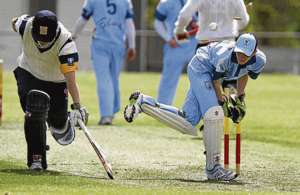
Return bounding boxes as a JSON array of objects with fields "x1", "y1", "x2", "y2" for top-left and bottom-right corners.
[
  {"x1": 70, "y1": 103, "x2": 89, "y2": 126},
  {"x1": 219, "y1": 94, "x2": 246, "y2": 124},
  {"x1": 229, "y1": 94, "x2": 246, "y2": 123},
  {"x1": 218, "y1": 94, "x2": 232, "y2": 118}
]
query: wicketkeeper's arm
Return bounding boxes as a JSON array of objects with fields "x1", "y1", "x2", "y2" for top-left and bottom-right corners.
[
  {"x1": 237, "y1": 74, "x2": 248, "y2": 97},
  {"x1": 213, "y1": 79, "x2": 226, "y2": 103}
]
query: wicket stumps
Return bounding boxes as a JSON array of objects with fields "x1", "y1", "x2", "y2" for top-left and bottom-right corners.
[{"x1": 223, "y1": 87, "x2": 241, "y2": 175}]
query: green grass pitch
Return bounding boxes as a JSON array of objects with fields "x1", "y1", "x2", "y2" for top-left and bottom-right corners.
[{"x1": 0, "y1": 71, "x2": 299, "y2": 194}]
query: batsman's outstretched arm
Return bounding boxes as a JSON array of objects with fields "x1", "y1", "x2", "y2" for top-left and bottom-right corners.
[
  {"x1": 65, "y1": 71, "x2": 89, "y2": 125},
  {"x1": 11, "y1": 15, "x2": 30, "y2": 34},
  {"x1": 64, "y1": 71, "x2": 81, "y2": 105},
  {"x1": 11, "y1": 17, "x2": 18, "y2": 32}
]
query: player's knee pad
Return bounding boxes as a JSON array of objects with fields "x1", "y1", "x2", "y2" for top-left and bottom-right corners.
[
  {"x1": 25, "y1": 90, "x2": 50, "y2": 169},
  {"x1": 26, "y1": 89, "x2": 50, "y2": 120},
  {"x1": 141, "y1": 96, "x2": 197, "y2": 136},
  {"x1": 203, "y1": 106, "x2": 224, "y2": 170},
  {"x1": 49, "y1": 117, "x2": 75, "y2": 146}
]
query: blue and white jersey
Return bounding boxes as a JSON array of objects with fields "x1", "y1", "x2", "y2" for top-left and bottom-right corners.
[
  {"x1": 155, "y1": 0, "x2": 188, "y2": 39},
  {"x1": 81, "y1": 0, "x2": 134, "y2": 46},
  {"x1": 190, "y1": 41, "x2": 266, "y2": 80}
]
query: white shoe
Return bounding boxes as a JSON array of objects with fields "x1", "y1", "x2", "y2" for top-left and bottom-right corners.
[
  {"x1": 29, "y1": 155, "x2": 43, "y2": 171},
  {"x1": 124, "y1": 91, "x2": 142, "y2": 123},
  {"x1": 206, "y1": 164, "x2": 237, "y2": 181}
]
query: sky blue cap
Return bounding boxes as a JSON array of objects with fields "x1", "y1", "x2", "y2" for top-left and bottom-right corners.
[{"x1": 234, "y1": 33, "x2": 257, "y2": 57}]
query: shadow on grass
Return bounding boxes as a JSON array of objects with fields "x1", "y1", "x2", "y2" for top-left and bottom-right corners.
[
  {"x1": 178, "y1": 178, "x2": 248, "y2": 185},
  {"x1": 124, "y1": 176, "x2": 247, "y2": 186},
  {"x1": 191, "y1": 137, "x2": 203, "y2": 140},
  {"x1": 0, "y1": 168, "x2": 63, "y2": 176},
  {"x1": 0, "y1": 160, "x2": 112, "y2": 181}
]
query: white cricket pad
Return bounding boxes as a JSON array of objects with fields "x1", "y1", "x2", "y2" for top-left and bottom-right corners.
[
  {"x1": 141, "y1": 104, "x2": 197, "y2": 136},
  {"x1": 203, "y1": 106, "x2": 224, "y2": 170}
]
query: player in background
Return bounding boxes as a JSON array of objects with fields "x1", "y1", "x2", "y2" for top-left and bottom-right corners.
[
  {"x1": 124, "y1": 33, "x2": 266, "y2": 181},
  {"x1": 12, "y1": 10, "x2": 88, "y2": 170},
  {"x1": 154, "y1": 0, "x2": 198, "y2": 105},
  {"x1": 72, "y1": 0, "x2": 136, "y2": 125},
  {"x1": 174, "y1": 0, "x2": 250, "y2": 47}
]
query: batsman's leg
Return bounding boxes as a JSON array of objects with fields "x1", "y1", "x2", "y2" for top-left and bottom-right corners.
[
  {"x1": 124, "y1": 91, "x2": 198, "y2": 136},
  {"x1": 49, "y1": 117, "x2": 75, "y2": 146},
  {"x1": 25, "y1": 90, "x2": 50, "y2": 170},
  {"x1": 47, "y1": 82, "x2": 75, "y2": 146}
]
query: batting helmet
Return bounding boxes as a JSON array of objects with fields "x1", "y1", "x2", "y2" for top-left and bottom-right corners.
[{"x1": 32, "y1": 10, "x2": 58, "y2": 43}]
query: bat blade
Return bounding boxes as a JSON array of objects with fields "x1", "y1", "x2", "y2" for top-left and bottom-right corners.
[{"x1": 78, "y1": 120, "x2": 114, "y2": 179}]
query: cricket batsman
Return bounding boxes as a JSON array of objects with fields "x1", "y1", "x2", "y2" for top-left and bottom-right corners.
[
  {"x1": 124, "y1": 33, "x2": 266, "y2": 181},
  {"x1": 12, "y1": 10, "x2": 88, "y2": 170}
]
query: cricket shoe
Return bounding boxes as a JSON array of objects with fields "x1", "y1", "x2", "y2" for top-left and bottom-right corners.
[
  {"x1": 29, "y1": 155, "x2": 43, "y2": 171},
  {"x1": 124, "y1": 91, "x2": 143, "y2": 123},
  {"x1": 206, "y1": 164, "x2": 238, "y2": 181},
  {"x1": 98, "y1": 116, "x2": 113, "y2": 125}
]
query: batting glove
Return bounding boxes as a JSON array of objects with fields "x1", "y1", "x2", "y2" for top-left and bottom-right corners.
[{"x1": 70, "y1": 103, "x2": 89, "y2": 126}]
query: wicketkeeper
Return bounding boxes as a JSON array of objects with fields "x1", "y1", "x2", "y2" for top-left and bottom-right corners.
[
  {"x1": 12, "y1": 10, "x2": 89, "y2": 170},
  {"x1": 124, "y1": 33, "x2": 266, "y2": 181}
]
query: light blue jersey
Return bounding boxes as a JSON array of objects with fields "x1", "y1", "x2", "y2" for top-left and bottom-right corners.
[
  {"x1": 155, "y1": 0, "x2": 198, "y2": 105},
  {"x1": 82, "y1": 0, "x2": 134, "y2": 46},
  {"x1": 189, "y1": 41, "x2": 266, "y2": 81},
  {"x1": 80, "y1": 0, "x2": 135, "y2": 120},
  {"x1": 182, "y1": 41, "x2": 266, "y2": 125}
]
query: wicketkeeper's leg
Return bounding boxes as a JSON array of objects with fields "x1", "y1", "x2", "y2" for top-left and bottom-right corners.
[{"x1": 124, "y1": 91, "x2": 198, "y2": 136}]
